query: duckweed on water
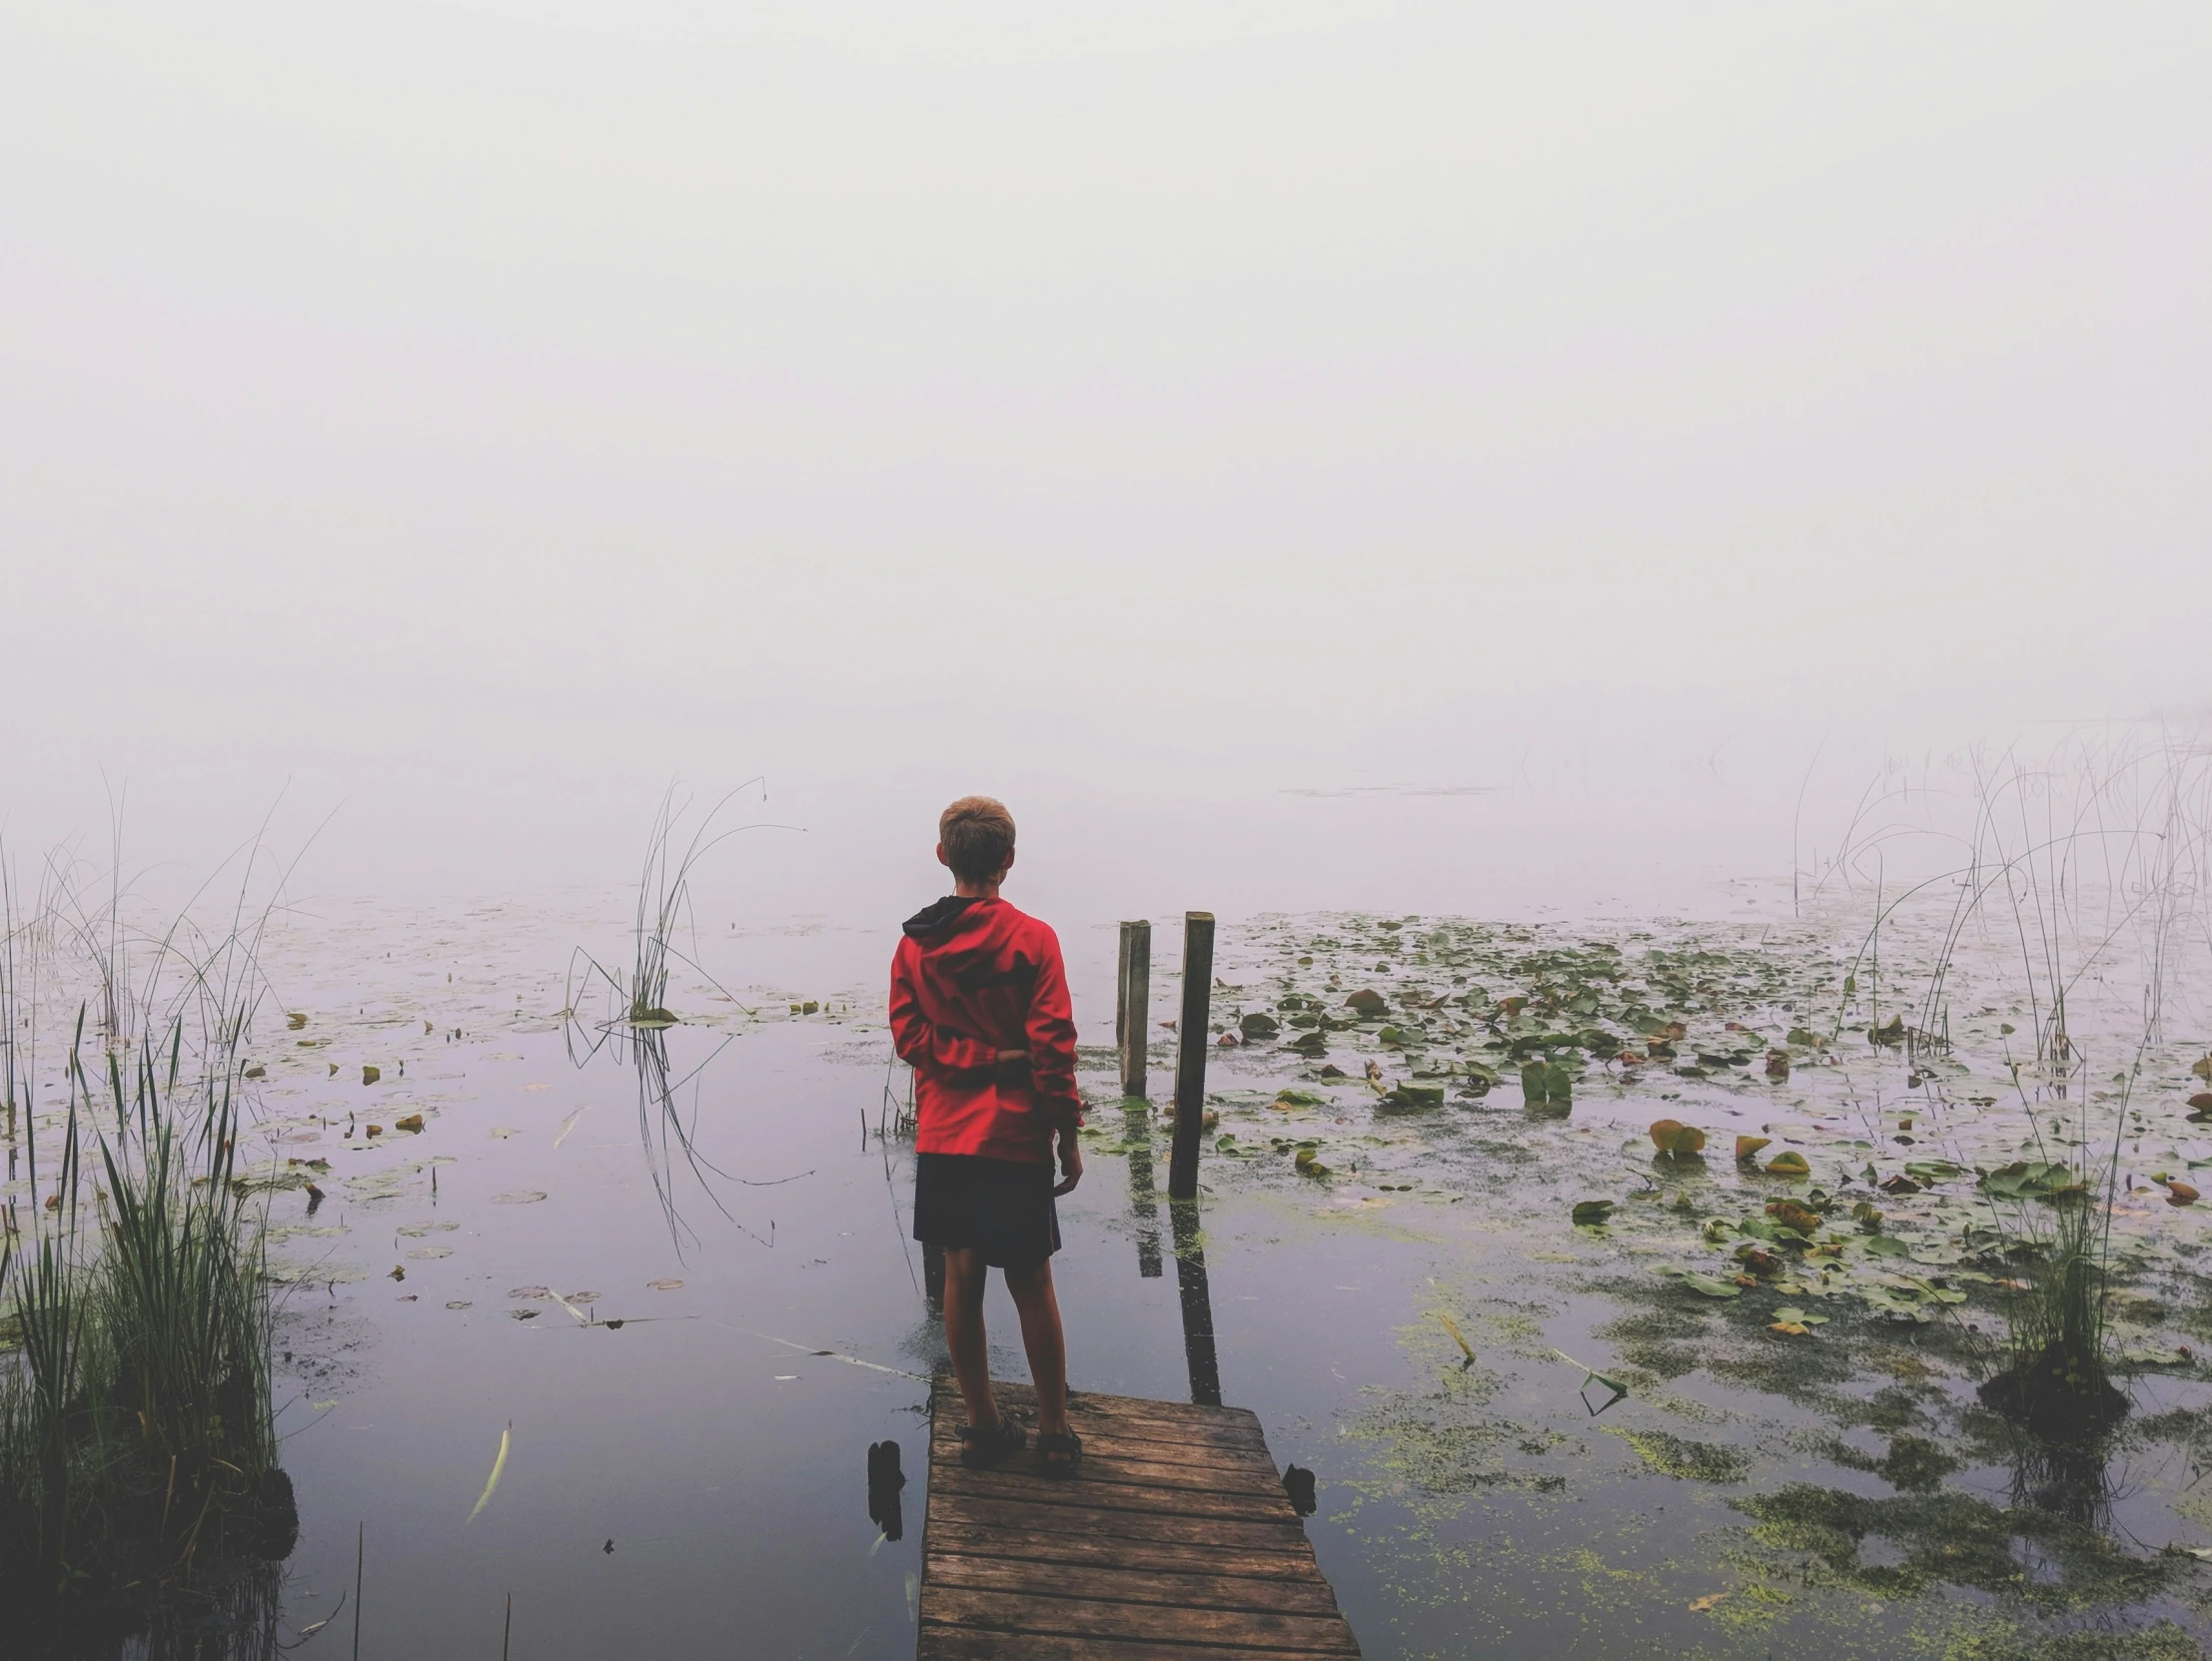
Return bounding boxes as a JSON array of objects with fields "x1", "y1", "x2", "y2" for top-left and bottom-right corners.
[{"x1": 1607, "y1": 1427, "x2": 1752, "y2": 1482}]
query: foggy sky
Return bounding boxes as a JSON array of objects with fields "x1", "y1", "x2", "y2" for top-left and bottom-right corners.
[{"x1": 4, "y1": 2, "x2": 2207, "y2": 915}]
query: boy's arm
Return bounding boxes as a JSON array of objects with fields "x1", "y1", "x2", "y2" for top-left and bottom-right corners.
[
  {"x1": 1023, "y1": 928, "x2": 1083, "y2": 1133},
  {"x1": 888, "y1": 943, "x2": 999, "y2": 1075}
]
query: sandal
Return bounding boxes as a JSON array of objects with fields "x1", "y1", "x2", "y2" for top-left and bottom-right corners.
[
  {"x1": 957, "y1": 1417, "x2": 1027, "y2": 1468},
  {"x1": 1035, "y1": 1430, "x2": 1084, "y2": 1478}
]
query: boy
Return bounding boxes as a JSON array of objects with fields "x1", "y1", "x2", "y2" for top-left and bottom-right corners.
[{"x1": 888, "y1": 796, "x2": 1086, "y2": 1474}]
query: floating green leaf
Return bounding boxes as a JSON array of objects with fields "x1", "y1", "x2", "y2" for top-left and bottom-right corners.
[
  {"x1": 1979, "y1": 1161, "x2": 2082, "y2": 1200},
  {"x1": 1378, "y1": 1084, "x2": 1445, "y2": 1111},
  {"x1": 1522, "y1": 1060, "x2": 1575, "y2": 1107}
]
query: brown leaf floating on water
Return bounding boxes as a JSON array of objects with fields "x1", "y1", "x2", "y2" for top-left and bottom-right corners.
[
  {"x1": 1765, "y1": 1200, "x2": 1822, "y2": 1235},
  {"x1": 1650, "y1": 1120, "x2": 1706, "y2": 1157}
]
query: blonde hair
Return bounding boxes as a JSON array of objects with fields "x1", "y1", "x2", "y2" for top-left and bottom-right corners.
[{"x1": 939, "y1": 796, "x2": 1016, "y2": 882}]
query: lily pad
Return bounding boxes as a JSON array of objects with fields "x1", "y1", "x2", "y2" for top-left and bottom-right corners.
[
  {"x1": 1770, "y1": 1304, "x2": 1829, "y2": 1326},
  {"x1": 1903, "y1": 1159, "x2": 1968, "y2": 1183},
  {"x1": 1762, "y1": 1152, "x2": 1810, "y2": 1178},
  {"x1": 1650, "y1": 1119, "x2": 1706, "y2": 1157},
  {"x1": 1765, "y1": 1200, "x2": 1822, "y2": 1235},
  {"x1": 1572, "y1": 1200, "x2": 1617, "y2": 1226},
  {"x1": 1378, "y1": 1085, "x2": 1445, "y2": 1112},
  {"x1": 1344, "y1": 989, "x2": 1388, "y2": 1017},
  {"x1": 1979, "y1": 1161, "x2": 2082, "y2": 1200},
  {"x1": 1522, "y1": 1060, "x2": 1575, "y2": 1107},
  {"x1": 1681, "y1": 1271, "x2": 1742, "y2": 1298},
  {"x1": 1735, "y1": 1136, "x2": 1771, "y2": 1163}
]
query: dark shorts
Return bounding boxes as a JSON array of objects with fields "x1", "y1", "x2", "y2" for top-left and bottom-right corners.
[{"x1": 913, "y1": 1153, "x2": 1061, "y2": 1268}]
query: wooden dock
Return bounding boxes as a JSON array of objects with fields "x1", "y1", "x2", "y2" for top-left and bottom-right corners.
[{"x1": 917, "y1": 1377, "x2": 1362, "y2": 1659}]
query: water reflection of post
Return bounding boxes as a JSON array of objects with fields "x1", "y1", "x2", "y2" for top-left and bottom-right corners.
[
  {"x1": 1125, "y1": 1102, "x2": 1163, "y2": 1278},
  {"x1": 1116, "y1": 920, "x2": 1163, "y2": 1278},
  {"x1": 1168, "y1": 1199, "x2": 1222, "y2": 1407}
]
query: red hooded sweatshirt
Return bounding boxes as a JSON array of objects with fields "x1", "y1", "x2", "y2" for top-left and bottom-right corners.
[{"x1": 889, "y1": 896, "x2": 1081, "y2": 1165}]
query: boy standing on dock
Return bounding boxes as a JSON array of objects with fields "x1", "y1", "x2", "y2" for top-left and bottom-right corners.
[{"x1": 889, "y1": 796, "x2": 1087, "y2": 1475}]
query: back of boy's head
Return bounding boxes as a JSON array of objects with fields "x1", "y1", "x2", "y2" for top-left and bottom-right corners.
[{"x1": 940, "y1": 796, "x2": 1016, "y2": 882}]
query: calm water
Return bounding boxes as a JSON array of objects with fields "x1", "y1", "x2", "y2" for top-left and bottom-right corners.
[{"x1": 19, "y1": 843, "x2": 2212, "y2": 1660}]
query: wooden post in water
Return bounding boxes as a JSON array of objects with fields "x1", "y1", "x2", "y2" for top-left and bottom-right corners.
[
  {"x1": 1117, "y1": 920, "x2": 1151, "y2": 1100},
  {"x1": 1167, "y1": 912, "x2": 1214, "y2": 1201}
]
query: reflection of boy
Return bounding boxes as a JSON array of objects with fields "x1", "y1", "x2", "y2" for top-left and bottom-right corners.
[{"x1": 888, "y1": 796, "x2": 1085, "y2": 1475}]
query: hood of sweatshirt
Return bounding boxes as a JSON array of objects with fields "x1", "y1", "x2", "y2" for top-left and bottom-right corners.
[
  {"x1": 896, "y1": 896, "x2": 1045, "y2": 1000},
  {"x1": 901, "y1": 894, "x2": 980, "y2": 941}
]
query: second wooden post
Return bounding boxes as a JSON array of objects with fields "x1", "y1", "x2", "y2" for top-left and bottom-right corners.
[{"x1": 1167, "y1": 911, "x2": 1214, "y2": 1200}]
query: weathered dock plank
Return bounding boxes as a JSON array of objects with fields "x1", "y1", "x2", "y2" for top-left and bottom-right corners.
[{"x1": 919, "y1": 1378, "x2": 1361, "y2": 1659}]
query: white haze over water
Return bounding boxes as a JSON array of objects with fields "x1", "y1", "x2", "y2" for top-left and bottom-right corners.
[{"x1": 4, "y1": 2, "x2": 2208, "y2": 926}]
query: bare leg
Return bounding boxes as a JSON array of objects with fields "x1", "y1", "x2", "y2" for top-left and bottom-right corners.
[
  {"x1": 1003, "y1": 1256, "x2": 1069, "y2": 1436},
  {"x1": 941, "y1": 1246, "x2": 1001, "y2": 1429}
]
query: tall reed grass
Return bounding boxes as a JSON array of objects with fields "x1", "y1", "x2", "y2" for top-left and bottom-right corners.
[
  {"x1": 0, "y1": 839, "x2": 293, "y2": 1603},
  {"x1": 564, "y1": 785, "x2": 783, "y2": 1251},
  {"x1": 1815, "y1": 728, "x2": 2212, "y2": 1438}
]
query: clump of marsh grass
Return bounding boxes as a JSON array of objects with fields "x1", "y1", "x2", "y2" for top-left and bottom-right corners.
[
  {"x1": 1814, "y1": 728, "x2": 2212, "y2": 1442},
  {"x1": 0, "y1": 837, "x2": 295, "y2": 1606},
  {"x1": 566, "y1": 780, "x2": 776, "y2": 1030},
  {"x1": 565, "y1": 785, "x2": 790, "y2": 1252},
  {"x1": 1979, "y1": 1182, "x2": 2128, "y2": 1440}
]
